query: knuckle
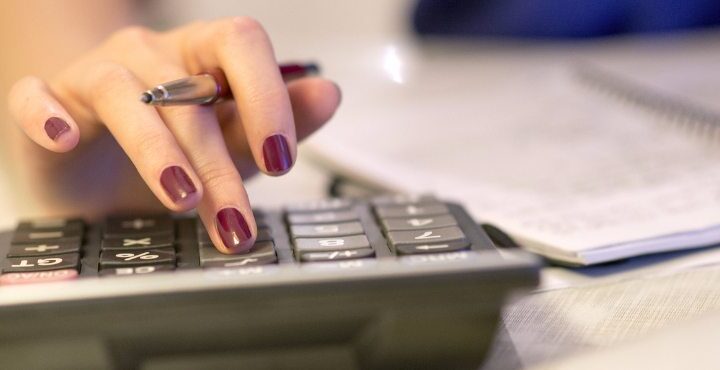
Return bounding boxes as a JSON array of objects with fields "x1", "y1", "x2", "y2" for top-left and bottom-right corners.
[
  {"x1": 229, "y1": 16, "x2": 263, "y2": 34},
  {"x1": 87, "y1": 62, "x2": 136, "y2": 99},
  {"x1": 216, "y1": 16, "x2": 265, "y2": 43},
  {"x1": 195, "y1": 162, "x2": 239, "y2": 190},
  {"x1": 245, "y1": 85, "x2": 287, "y2": 110},
  {"x1": 109, "y1": 25, "x2": 155, "y2": 47},
  {"x1": 8, "y1": 76, "x2": 42, "y2": 108},
  {"x1": 135, "y1": 131, "x2": 171, "y2": 161},
  {"x1": 12, "y1": 76, "x2": 44, "y2": 93},
  {"x1": 163, "y1": 105, "x2": 210, "y2": 122}
]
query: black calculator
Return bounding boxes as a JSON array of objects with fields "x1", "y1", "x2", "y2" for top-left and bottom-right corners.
[{"x1": 0, "y1": 195, "x2": 539, "y2": 370}]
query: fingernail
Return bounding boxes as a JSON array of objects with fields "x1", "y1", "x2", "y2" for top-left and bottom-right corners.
[
  {"x1": 160, "y1": 166, "x2": 197, "y2": 202},
  {"x1": 44, "y1": 117, "x2": 70, "y2": 141},
  {"x1": 262, "y1": 134, "x2": 292, "y2": 174},
  {"x1": 215, "y1": 208, "x2": 252, "y2": 251}
]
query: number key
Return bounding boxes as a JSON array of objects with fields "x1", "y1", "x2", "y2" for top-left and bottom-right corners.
[
  {"x1": 289, "y1": 222, "x2": 364, "y2": 238},
  {"x1": 286, "y1": 210, "x2": 359, "y2": 225},
  {"x1": 386, "y1": 226, "x2": 467, "y2": 248},
  {"x1": 294, "y1": 235, "x2": 371, "y2": 253},
  {"x1": 375, "y1": 204, "x2": 449, "y2": 218},
  {"x1": 380, "y1": 214, "x2": 458, "y2": 231}
]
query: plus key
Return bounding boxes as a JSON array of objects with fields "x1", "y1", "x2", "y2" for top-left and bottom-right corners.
[{"x1": 7, "y1": 241, "x2": 81, "y2": 257}]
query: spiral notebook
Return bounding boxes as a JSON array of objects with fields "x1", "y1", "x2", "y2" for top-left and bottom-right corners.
[{"x1": 305, "y1": 32, "x2": 720, "y2": 265}]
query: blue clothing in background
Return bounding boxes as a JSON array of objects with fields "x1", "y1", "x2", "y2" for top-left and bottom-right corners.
[{"x1": 413, "y1": 0, "x2": 720, "y2": 38}]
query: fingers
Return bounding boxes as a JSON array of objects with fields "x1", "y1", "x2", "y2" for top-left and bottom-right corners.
[
  {"x1": 7, "y1": 76, "x2": 80, "y2": 152},
  {"x1": 176, "y1": 17, "x2": 297, "y2": 176},
  {"x1": 134, "y1": 65, "x2": 258, "y2": 254},
  {"x1": 166, "y1": 104, "x2": 258, "y2": 253},
  {"x1": 217, "y1": 77, "x2": 341, "y2": 165},
  {"x1": 74, "y1": 62, "x2": 203, "y2": 212},
  {"x1": 286, "y1": 78, "x2": 342, "y2": 140},
  {"x1": 114, "y1": 38, "x2": 259, "y2": 254}
]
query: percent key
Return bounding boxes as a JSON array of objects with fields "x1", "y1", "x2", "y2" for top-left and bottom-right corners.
[{"x1": 99, "y1": 248, "x2": 176, "y2": 267}]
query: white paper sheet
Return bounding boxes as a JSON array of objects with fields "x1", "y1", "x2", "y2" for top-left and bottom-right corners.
[{"x1": 306, "y1": 32, "x2": 720, "y2": 264}]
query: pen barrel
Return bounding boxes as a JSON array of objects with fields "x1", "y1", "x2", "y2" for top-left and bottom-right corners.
[{"x1": 148, "y1": 74, "x2": 221, "y2": 106}]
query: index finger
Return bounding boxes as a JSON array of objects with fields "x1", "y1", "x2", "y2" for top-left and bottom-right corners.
[{"x1": 169, "y1": 17, "x2": 296, "y2": 176}]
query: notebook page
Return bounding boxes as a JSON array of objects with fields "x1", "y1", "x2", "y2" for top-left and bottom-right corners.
[{"x1": 306, "y1": 34, "x2": 720, "y2": 264}]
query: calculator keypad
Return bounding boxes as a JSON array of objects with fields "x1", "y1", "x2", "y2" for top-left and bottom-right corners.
[{"x1": 0, "y1": 196, "x2": 491, "y2": 283}]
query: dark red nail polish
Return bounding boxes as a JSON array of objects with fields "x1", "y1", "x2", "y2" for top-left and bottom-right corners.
[
  {"x1": 44, "y1": 117, "x2": 70, "y2": 141},
  {"x1": 215, "y1": 208, "x2": 252, "y2": 251},
  {"x1": 262, "y1": 134, "x2": 292, "y2": 174},
  {"x1": 160, "y1": 166, "x2": 197, "y2": 202}
]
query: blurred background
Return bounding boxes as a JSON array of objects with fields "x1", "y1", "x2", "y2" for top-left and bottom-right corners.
[{"x1": 1, "y1": 0, "x2": 720, "y2": 227}]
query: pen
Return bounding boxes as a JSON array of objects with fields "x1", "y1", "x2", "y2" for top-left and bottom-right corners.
[{"x1": 140, "y1": 62, "x2": 320, "y2": 106}]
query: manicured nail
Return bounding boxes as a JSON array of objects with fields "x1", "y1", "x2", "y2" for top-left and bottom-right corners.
[
  {"x1": 160, "y1": 166, "x2": 197, "y2": 202},
  {"x1": 44, "y1": 117, "x2": 70, "y2": 141},
  {"x1": 215, "y1": 208, "x2": 252, "y2": 251},
  {"x1": 262, "y1": 134, "x2": 292, "y2": 174}
]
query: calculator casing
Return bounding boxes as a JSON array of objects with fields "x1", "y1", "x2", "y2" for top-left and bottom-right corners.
[{"x1": 0, "y1": 202, "x2": 539, "y2": 370}]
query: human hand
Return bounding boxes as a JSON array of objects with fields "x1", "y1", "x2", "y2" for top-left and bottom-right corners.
[{"x1": 7, "y1": 18, "x2": 341, "y2": 253}]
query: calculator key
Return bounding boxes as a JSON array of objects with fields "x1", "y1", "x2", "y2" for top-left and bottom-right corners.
[
  {"x1": 1, "y1": 254, "x2": 80, "y2": 273},
  {"x1": 0, "y1": 269, "x2": 79, "y2": 285},
  {"x1": 257, "y1": 216, "x2": 269, "y2": 228},
  {"x1": 371, "y1": 194, "x2": 438, "y2": 206},
  {"x1": 395, "y1": 240, "x2": 469, "y2": 255},
  {"x1": 198, "y1": 227, "x2": 272, "y2": 245},
  {"x1": 399, "y1": 251, "x2": 478, "y2": 265},
  {"x1": 199, "y1": 241, "x2": 277, "y2": 267},
  {"x1": 201, "y1": 254, "x2": 278, "y2": 268},
  {"x1": 375, "y1": 204, "x2": 450, "y2": 219},
  {"x1": 196, "y1": 225, "x2": 211, "y2": 243},
  {"x1": 301, "y1": 259, "x2": 376, "y2": 270},
  {"x1": 289, "y1": 222, "x2": 364, "y2": 238},
  {"x1": 285, "y1": 198, "x2": 353, "y2": 213},
  {"x1": 386, "y1": 226, "x2": 467, "y2": 248},
  {"x1": 294, "y1": 235, "x2": 371, "y2": 253},
  {"x1": 99, "y1": 264, "x2": 175, "y2": 276},
  {"x1": 11, "y1": 229, "x2": 82, "y2": 245},
  {"x1": 102, "y1": 235, "x2": 174, "y2": 250},
  {"x1": 256, "y1": 228, "x2": 273, "y2": 242},
  {"x1": 300, "y1": 248, "x2": 375, "y2": 262},
  {"x1": 286, "y1": 210, "x2": 359, "y2": 225},
  {"x1": 17, "y1": 218, "x2": 84, "y2": 232},
  {"x1": 7, "y1": 240, "x2": 81, "y2": 257},
  {"x1": 104, "y1": 215, "x2": 174, "y2": 237},
  {"x1": 99, "y1": 248, "x2": 176, "y2": 267},
  {"x1": 380, "y1": 214, "x2": 458, "y2": 232}
]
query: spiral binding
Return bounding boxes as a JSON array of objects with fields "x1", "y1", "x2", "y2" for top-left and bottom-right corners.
[{"x1": 575, "y1": 64, "x2": 720, "y2": 141}]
